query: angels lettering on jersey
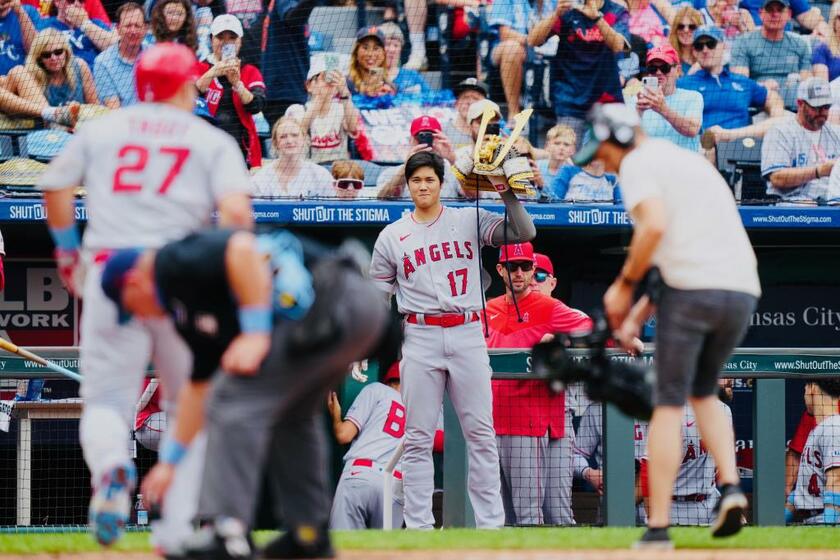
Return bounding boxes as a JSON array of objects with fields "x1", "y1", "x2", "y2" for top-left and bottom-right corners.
[{"x1": 401, "y1": 240, "x2": 475, "y2": 279}]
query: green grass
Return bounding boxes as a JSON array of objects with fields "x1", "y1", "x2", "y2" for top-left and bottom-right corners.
[{"x1": 1, "y1": 527, "x2": 839, "y2": 555}]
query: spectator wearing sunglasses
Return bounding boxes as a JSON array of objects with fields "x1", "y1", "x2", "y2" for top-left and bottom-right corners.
[
  {"x1": 37, "y1": 0, "x2": 116, "y2": 68},
  {"x1": 531, "y1": 253, "x2": 557, "y2": 296},
  {"x1": 677, "y1": 26, "x2": 784, "y2": 149},
  {"x1": 627, "y1": 45, "x2": 703, "y2": 151},
  {"x1": 668, "y1": 7, "x2": 704, "y2": 75},
  {"x1": 251, "y1": 116, "x2": 334, "y2": 199},
  {"x1": 330, "y1": 160, "x2": 365, "y2": 200}
]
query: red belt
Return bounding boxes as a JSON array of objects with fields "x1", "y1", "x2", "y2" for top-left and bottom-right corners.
[
  {"x1": 672, "y1": 494, "x2": 708, "y2": 502},
  {"x1": 405, "y1": 312, "x2": 480, "y2": 328},
  {"x1": 351, "y1": 458, "x2": 402, "y2": 479}
]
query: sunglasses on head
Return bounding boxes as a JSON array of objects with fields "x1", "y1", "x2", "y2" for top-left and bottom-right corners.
[
  {"x1": 534, "y1": 270, "x2": 550, "y2": 283},
  {"x1": 648, "y1": 63, "x2": 672, "y2": 75},
  {"x1": 677, "y1": 23, "x2": 698, "y2": 30},
  {"x1": 334, "y1": 178, "x2": 364, "y2": 190},
  {"x1": 504, "y1": 261, "x2": 534, "y2": 272},
  {"x1": 693, "y1": 38, "x2": 718, "y2": 51},
  {"x1": 40, "y1": 48, "x2": 65, "y2": 60}
]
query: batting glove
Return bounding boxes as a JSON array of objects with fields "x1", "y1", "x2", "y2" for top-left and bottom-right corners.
[{"x1": 55, "y1": 249, "x2": 80, "y2": 296}]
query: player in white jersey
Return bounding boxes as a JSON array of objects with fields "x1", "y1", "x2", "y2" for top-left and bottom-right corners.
[
  {"x1": 370, "y1": 151, "x2": 536, "y2": 529},
  {"x1": 328, "y1": 363, "x2": 405, "y2": 529},
  {"x1": 787, "y1": 378, "x2": 840, "y2": 525},
  {"x1": 36, "y1": 43, "x2": 253, "y2": 547}
]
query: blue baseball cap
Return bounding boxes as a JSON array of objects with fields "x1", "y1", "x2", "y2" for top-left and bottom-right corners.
[
  {"x1": 692, "y1": 26, "x2": 724, "y2": 44},
  {"x1": 100, "y1": 249, "x2": 143, "y2": 324}
]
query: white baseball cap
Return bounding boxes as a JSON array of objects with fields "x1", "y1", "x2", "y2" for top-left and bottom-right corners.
[
  {"x1": 306, "y1": 54, "x2": 327, "y2": 82},
  {"x1": 210, "y1": 14, "x2": 243, "y2": 38},
  {"x1": 467, "y1": 99, "x2": 502, "y2": 123}
]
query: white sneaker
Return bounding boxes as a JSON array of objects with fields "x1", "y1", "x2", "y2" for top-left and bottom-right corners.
[
  {"x1": 89, "y1": 463, "x2": 136, "y2": 546},
  {"x1": 404, "y1": 51, "x2": 427, "y2": 71}
]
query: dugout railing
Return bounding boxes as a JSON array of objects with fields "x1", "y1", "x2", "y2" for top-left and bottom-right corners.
[{"x1": 441, "y1": 347, "x2": 840, "y2": 528}]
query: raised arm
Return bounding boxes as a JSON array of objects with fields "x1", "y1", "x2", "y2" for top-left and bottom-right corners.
[{"x1": 490, "y1": 188, "x2": 537, "y2": 245}]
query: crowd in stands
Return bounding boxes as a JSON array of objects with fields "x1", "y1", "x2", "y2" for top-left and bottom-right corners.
[{"x1": 3, "y1": 0, "x2": 840, "y2": 202}]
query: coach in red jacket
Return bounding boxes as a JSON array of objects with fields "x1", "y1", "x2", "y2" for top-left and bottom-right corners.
[
  {"x1": 196, "y1": 14, "x2": 265, "y2": 168},
  {"x1": 485, "y1": 243, "x2": 591, "y2": 526}
]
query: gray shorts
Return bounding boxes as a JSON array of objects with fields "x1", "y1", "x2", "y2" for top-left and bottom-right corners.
[{"x1": 654, "y1": 287, "x2": 757, "y2": 406}]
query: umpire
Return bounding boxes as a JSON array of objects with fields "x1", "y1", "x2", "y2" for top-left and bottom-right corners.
[
  {"x1": 574, "y1": 104, "x2": 761, "y2": 549},
  {"x1": 100, "y1": 229, "x2": 394, "y2": 559}
]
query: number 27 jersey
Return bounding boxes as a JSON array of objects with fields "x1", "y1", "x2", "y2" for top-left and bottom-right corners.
[
  {"x1": 370, "y1": 206, "x2": 504, "y2": 314},
  {"x1": 37, "y1": 103, "x2": 253, "y2": 251}
]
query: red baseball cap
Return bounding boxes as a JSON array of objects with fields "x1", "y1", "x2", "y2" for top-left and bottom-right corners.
[
  {"x1": 499, "y1": 242, "x2": 535, "y2": 264},
  {"x1": 410, "y1": 115, "x2": 442, "y2": 137},
  {"x1": 534, "y1": 253, "x2": 554, "y2": 275},
  {"x1": 646, "y1": 44, "x2": 679, "y2": 66}
]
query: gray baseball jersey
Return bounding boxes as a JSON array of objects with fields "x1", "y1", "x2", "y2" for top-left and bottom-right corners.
[
  {"x1": 670, "y1": 402, "x2": 732, "y2": 496},
  {"x1": 370, "y1": 206, "x2": 504, "y2": 314},
  {"x1": 343, "y1": 382, "x2": 405, "y2": 466},
  {"x1": 761, "y1": 118, "x2": 840, "y2": 201},
  {"x1": 573, "y1": 402, "x2": 647, "y2": 479},
  {"x1": 792, "y1": 415, "x2": 840, "y2": 511},
  {"x1": 37, "y1": 103, "x2": 253, "y2": 251}
]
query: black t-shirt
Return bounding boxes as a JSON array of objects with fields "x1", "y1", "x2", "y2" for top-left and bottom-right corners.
[{"x1": 154, "y1": 229, "x2": 240, "y2": 381}]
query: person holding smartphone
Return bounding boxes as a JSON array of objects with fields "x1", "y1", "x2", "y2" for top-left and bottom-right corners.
[
  {"x1": 196, "y1": 14, "x2": 266, "y2": 167},
  {"x1": 627, "y1": 44, "x2": 704, "y2": 152}
]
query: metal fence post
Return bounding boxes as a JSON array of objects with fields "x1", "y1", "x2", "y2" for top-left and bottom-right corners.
[
  {"x1": 603, "y1": 403, "x2": 637, "y2": 526},
  {"x1": 752, "y1": 377, "x2": 785, "y2": 526},
  {"x1": 442, "y1": 391, "x2": 474, "y2": 527}
]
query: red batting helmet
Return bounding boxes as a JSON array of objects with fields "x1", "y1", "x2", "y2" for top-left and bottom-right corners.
[
  {"x1": 381, "y1": 362, "x2": 400, "y2": 383},
  {"x1": 135, "y1": 43, "x2": 201, "y2": 103}
]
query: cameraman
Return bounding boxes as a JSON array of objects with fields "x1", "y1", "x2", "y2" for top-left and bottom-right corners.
[
  {"x1": 376, "y1": 115, "x2": 464, "y2": 199},
  {"x1": 575, "y1": 103, "x2": 760, "y2": 549}
]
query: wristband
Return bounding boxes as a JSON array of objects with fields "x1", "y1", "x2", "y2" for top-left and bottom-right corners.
[
  {"x1": 159, "y1": 439, "x2": 187, "y2": 465},
  {"x1": 784, "y1": 507, "x2": 793, "y2": 524},
  {"x1": 50, "y1": 225, "x2": 80, "y2": 252},
  {"x1": 238, "y1": 305, "x2": 272, "y2": 334}
]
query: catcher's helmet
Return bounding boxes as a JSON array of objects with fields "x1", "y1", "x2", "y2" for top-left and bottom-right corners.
[{"x1": 136, "y1": 43, "x2": 201, "y2": 103}]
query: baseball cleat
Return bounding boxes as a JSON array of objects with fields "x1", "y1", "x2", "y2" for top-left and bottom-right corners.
[
  {"x1": 633, "y1": 527, "x2": 674, "y2": 550},
  {"x1": 89, "y1": 463, "x2": 136, "y2": 546},
  {"x1": 260, "y1": 524, "x2": 335, "y2": 559},
  {"x1": 711, "y1": 483, "x2": 748, "y2": 538},
  {"x1": 184, "y1": 518, "x2": 254, "y2": 560}
]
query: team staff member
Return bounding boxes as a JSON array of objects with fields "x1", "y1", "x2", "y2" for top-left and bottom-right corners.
[
  {"x1": 576, "y1": 103, "x2": 761, "y2": 548},
  {"x1": 370, "y1": 151, "x2": 536, "y2": 529},
  {"x1": 37, "y1": 43, "x2": 253, "y2": 548},
  {"x1": 487, "y1": 242, "x2": 591, "y2": 526},
  {"x1": 102, "y1": 229, "x2": 392, "y2": 558},
  {"x1": 328, "y1": 363, "x2": 405, "y2": 530}
]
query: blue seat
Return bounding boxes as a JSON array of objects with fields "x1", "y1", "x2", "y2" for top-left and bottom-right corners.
[
  {"x1": 19, "y1": 129, "x2": 72, "y2": 162},
  {"x1": 0, "y1": 136, "x2": 15, "y2": 162}
]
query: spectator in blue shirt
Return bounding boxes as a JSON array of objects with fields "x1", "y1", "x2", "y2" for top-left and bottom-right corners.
[
  {"x1": 37, "y1": 0, "x2": 117, "y2": 68},
  {"x1": 812, "y1": 3, "x2": 840, "y2": 82},
  {"x1": 0, "y1": 0, "x2": 39, "y2": 76},
  {"x1": 676, "y1": 26, "x2": 784, "y2": 148},
  {"x1": 379, "y1": 21, "x2": 429, "y2": 96},
  {"x1": 262, "y1": 0, "x2": 316, "y2": 128},
  {"x1": 93, "y1": 2, "x2": 143, "y2": 108},
  {"x1": 548, "y1": 159, "x2": 620, "y2": 202},
  {"x1": 489, "y1": 0, "x2": 555, "y2": 122},
  {"x1": 627, "y1": 44, "x2": 703, "y2": 151},
  {"x1": 529, "y1": 0, "x2": 631, "y2": 148}
]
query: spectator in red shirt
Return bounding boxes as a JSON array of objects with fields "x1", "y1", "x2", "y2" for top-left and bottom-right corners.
[{"x1": 485, "y1": 242, "x2": 593, "y2": 526}]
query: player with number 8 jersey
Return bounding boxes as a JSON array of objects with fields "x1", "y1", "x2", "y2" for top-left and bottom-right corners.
[
  {"x1": 370, "y1": 151, "x2": 536, "y2": 528},
  {"x1": 36, "y1": 43, "x2": 254, "y2": 551}
]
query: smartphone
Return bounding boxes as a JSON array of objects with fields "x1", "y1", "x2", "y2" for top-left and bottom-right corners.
[
  {"x1": 486, "y1": 122, "x2": 501, "y2": 136},
  {"x1": 416, "y1": 131, "x2": 434, "y2": 146},
  {"x1": 641, "y1": 76, "x2": 660, "y2": 92},
  {"x1": 221, "y1": 43, "x2": 236, "y2": 61}
]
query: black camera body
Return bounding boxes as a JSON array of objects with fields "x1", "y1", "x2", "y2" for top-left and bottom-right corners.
[{"x1": 531, "y1": 313, "x2": 654, "y2": 420}]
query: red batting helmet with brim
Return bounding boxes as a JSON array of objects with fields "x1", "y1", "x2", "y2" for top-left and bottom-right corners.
[
  {"x1": 382, "y1": 362, "x2": 400, "y2": 383},
  {"x1": 136, "y1": 43, "x2": 201, "y2": 103}
]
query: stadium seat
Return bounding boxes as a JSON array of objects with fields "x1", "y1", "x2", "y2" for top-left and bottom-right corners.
[
  {"x1": 715, "y1": 138, "x2": 777, "y2": 204},
  {"x1": 19, "y1": 130, "x2": 72, "y2": 163},
  {"x1": 0, "y1": 136, "x2": 15, "y2": 162}
]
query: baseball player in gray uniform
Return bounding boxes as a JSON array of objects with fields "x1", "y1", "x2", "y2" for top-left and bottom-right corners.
[
  {"x1": 787, "y1": 378, "x2": 840, "y2": 525},
  {"x1": 328, "y1": 363, "x2": 405, "y2": 530},
  {"x1": 370, "y1": 151, "x2": 536, "y2": 529}
]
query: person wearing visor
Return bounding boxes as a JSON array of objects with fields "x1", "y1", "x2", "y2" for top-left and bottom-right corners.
[
  {"x1": 574, "y1": 102, "x2": 760, "y2": 549},
  {"x1": 677, "y1": 26, "x2": 784, "y2": 149},
  {"x1": 196, "y1": 13, "x2": 266, "y2": 168},
  {"x1": 627, "y1": 44, "x2": 703, "y2": 152},
  {"x1": 762, "y1": 77, "x2": 840, "y2": 202}
]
